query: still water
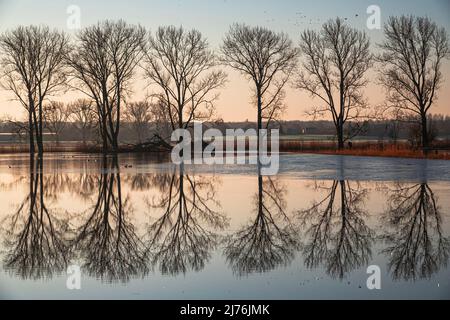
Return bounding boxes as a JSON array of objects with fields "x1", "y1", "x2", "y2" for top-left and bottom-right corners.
[{"x1": 0, "y1": 153, "x2": 449, "y2": 299}]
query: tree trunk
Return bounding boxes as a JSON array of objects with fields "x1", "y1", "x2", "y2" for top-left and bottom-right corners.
[
  {"x1": 178, "y1": 107, "x2": 184, "y2": 157},
  {"x1": 28, "y1": 110, "x2": 35, "y2": 155},
  {"x1": 421, "y1": 113, "x2": 429, "y2": 154},
  {"x1": 338, "y1": 80, "x2": 345, "y2": 150},
  {"x1": 101, "y1": 115, "x2": 108, "y2": 153},
  {"x1": 257, "y1": 163, "x2": 263, "y2": 215},
  {"x1": 257, "y1": 85, "x2": 262, "y2": 164},
  {"x1": 337, "y1": 122, "x2": 344, "y2": 150},
  {"x1": 38, "y1": 102, "x2": 44, "y2": 156},
  {"x1": 111, "y1": 116, "x2": 120, "y2": 153},
  {"x1": 340, "y1": 180, "x2": 346, "y2": 215},
  {"x1": 179, "y1": 162, "x2": 184, "y2": 199},
  {"x1": 112, "y1": 135, "x2": 118, "y2": 153},
  {"x1": 32, "y1": 109, "x2": 41, "y2": 156}
]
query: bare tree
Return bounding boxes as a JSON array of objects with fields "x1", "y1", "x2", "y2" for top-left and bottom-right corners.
[
  {"x1": 123, "y1": 100, "x2": 153, "y2": 144},
  {"x1": 0, "y1": 26, "x2": 69, "y2": 155},
  {"x1": 222, "y1": 24, "x2": 298, "y2": 149},
  {"x1": 297, "y1": 180, "x2": 373, "y2": 279},
  {"x1": 72, "y1": 156, "x2": 148, "y2": 282},
  {"x1": 378, "y1": 16, "x2": 449, "y2": 152},
  {"x1": 146, "y1": 164, "x2": 228, "y2": 275},
  {"x1": 0, "y1": 158, "x2": 72, "y2": 279},
  {"x1": 261, "y1": 90, "x2": 288, "y2": 129},
  {"x1": 296, "y1": 18, "x2": 372, "y2": 149},
  {"x1": 143, "y1": 26, "x2": 227, "y2": 136},
  {"x1": 224, "y1": 169, "x2": 298, "y2": 276},
  {"x1": 381, "y1": 182, "x2": 450, "y2": 280},
  {"x1": 43, "y1": 101, "x2": 68, "y2": 144},
  {"x1": 67, "y1": 20, "x2": 146, "y2": 153},
  {"x1": 150, "y1": 98, "x2": 172, "y2": 140},
  {"x1": 67, "y1": 99, "x2": 97, "y2": 146}
]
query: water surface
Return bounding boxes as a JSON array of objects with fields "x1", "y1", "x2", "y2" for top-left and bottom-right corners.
[{"x1": 0, "y1": 153, "x2": 449, "y2": 299}]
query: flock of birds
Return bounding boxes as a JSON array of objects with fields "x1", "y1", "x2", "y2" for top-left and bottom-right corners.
[{"x1": 263, "y1": 10, "x2": 361, "y2": 26}]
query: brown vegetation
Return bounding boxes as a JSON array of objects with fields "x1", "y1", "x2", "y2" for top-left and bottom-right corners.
[
  {"x1": 280, "y1": 140, "x2": 450, "y2": 160},
  {"x1": 1, "y1": 140, "x2": 449, "y2": 160}
]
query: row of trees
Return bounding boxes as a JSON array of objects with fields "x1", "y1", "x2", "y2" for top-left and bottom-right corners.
[
  {"x1": 0, "y1": 16, "x2": 448, "y2": 155},
  {"x1": 35, "y1": 99, "x2": 158, "y2": 145}
]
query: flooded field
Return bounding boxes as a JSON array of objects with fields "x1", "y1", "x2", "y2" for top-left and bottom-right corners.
[{"x1": 0, "y1": 153, "x2": 449, "y2": 299}]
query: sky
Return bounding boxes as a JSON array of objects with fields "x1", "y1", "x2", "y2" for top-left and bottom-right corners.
[{"x1": 0, "y1": 0, "x2": 449, "y2": 121}]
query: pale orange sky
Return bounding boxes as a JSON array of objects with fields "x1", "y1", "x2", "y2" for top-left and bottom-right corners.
[{"x1": 0, "y1": 0, "x2": 449, "y2": 121}]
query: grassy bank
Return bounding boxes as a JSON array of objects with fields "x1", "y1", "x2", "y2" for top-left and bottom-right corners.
[{"x1": 281, "y1": 140, "x2": 450, "y2": 160}]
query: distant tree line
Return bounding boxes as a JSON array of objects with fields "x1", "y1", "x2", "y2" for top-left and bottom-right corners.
[
  {"x1": 2, "y1": 117, "x2": 450, "y2": 146},
  {"x1": 0, "y1": 16, "x2": 448, "y2": 155}
]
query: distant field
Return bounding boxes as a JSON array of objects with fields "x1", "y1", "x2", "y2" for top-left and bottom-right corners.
[
  {"x1": 280, "y1": 135, "x2": 382, "y2": 142},
  {"x1": 281, "y1": 134, "x2": 450, "y2": 142}
]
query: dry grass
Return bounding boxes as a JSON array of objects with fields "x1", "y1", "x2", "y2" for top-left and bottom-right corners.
[{"x1": 279, "y1": 140, "x2": 450, "y2": 160}]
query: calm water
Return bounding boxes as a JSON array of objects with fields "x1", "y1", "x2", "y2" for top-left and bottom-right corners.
[{"x1": 0, "y1": 153, "x2": 449, "y2": 299}]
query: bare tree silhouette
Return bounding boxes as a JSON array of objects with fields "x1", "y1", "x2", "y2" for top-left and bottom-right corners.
[
  {"x1": 67, "y1": 20, "x2": 146, "y2": 153},
  {"x1": 222, "y1": 24, "x2": 298, "y2": 149},
  {"x1": 0, "y1": 164, "x2": 97, "y2": 202},
  {"x1": 0, "y1": 26, "x2": 69, "y2": 155},
  {"x1": 123, "y1": 100, "x2": 154, "y2": 144},
  {"x1": 124, "y1": 173, "x2": 154, "y2": 191},
  {"x1": 41, "y1": 171, "x2": 97, "y2": 202},
  {"x1": 297, "y1": 180, "x2": 374, "y2": 279},
  {"x1": 68, "y1": 99, "x2": 98, "y2": 147},
  {"x1": 378, "y1": 16, "x2": 449, "y2": 152},
  {"x1": 71, "y1": 156, "x2": 148, "y2": 282},
  {"x1": 145, "y1": 164, "x2": 228, "y2": 275},
  {"x1": 43, "y1": 101, "x2": 69, "y2": 144},
  {"x1": 143, "y1": 26, "x2": 226, "y2": 137},
  {"x1": 0, "y1": 157, "x2": 72, "y2": 279},
  {"x1": 296, "y1": 18, "x2": 372, "y2": 149},
  {"x1": 67, "y1": 173, "x2": 98, "y2": 201},
  {"x1": 381, "y1": 183, "x2": 450, "y2": 281},
  {"x1": 224, "y1": 171, "x2": 298, "y2": 276}
]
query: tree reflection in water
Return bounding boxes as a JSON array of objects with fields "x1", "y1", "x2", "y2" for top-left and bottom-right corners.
[
  {"x1": 1, "y1": 157, "x2": 72, "y2": 279},
  {"x1": 224, "y1": 168, "x2": 298, "y2": 276},
  {"x1": 381, "y1": 182, "x2": 450, "y2": 281},
  {"x1": 145, "y1": 163, "x2": 228, "y2": 275},
  {"x1": 71, "y1": 155, "x2": 148, "y2": 282},
  {"x1": 298, "y1": 180, "x2": 374, "y2": 279},
  {"x1": 43, "y1": 172, "x2": 97, "y2": 202},
  {"x1": 1, "y1": 155, "x2": 449, "y2": 285}
]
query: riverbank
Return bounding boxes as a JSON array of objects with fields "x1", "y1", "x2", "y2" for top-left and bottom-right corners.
[
  {"x1": 1, "y1": 140, "x2": 449, "y2": 160},
  {"x1": 296, "y1": 147, "x2": 450, "y2": 160},
  {"x1": 282, "y1": 141, "x2": 450, "y2": 160}
]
